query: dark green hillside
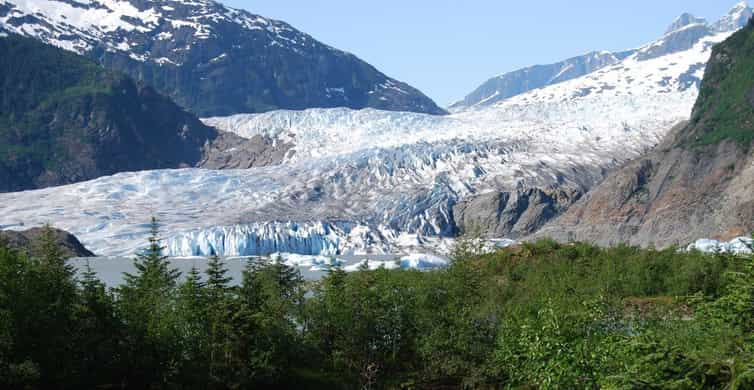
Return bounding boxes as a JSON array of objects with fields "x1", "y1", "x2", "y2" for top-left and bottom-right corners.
[
  {"x1": 0, "y1": 35, "x2": 217, "y2": 192},
  {"x1": 689, "y1": 19, "x2": 754, "y2": 147}
]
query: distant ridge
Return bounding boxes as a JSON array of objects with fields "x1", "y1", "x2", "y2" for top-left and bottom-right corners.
[{"x1": 450, "y1": 2, "x2": 753, "y2": 112}]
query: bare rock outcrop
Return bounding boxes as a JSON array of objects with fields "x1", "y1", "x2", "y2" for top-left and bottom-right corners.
[
  {"x1": 0, "y1": 228, "x2": 95, "y2": 258},
  {"x1": 453, "y1": 187, "x2": 583, "y2": 238},
  {"x1": 534, "y1": 140, "x2": 754, "y2": 247},
  {"x1": 199, "y1": 131, "x2": 293, "y2": 169}
]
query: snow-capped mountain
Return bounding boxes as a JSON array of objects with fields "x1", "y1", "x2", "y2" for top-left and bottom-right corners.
[
  {"x1": 666, "y1": 13, "x2": 708, "y2": 34},
  {"x1": 0, "y1": 0, "x2": 444, "y2": 116},
  {"x1": 0, "y1": 3, "x2": 747, "y2": 257},
  {"x1": 447, "y1": 50, "x2": 635, "y2": 112},
  {"x1": 713, "y1": 1, "x2": 753, "y2": 31},
  {"x1": 451, "y1": 2, "x2": 752, "y2": 112}
]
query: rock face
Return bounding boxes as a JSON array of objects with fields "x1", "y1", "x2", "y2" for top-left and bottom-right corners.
[
  {"x1": 0, "y1": 34, "x2": 219, "y2": 192},
  {"x1": 535, "y1": 21, "x2": 754, "y2": 248},
  {"x1": 452, "y1": 188, "x2": 583, "y2": 239},
  {"x1": 535, "y1": 138, "x2": 754, "y2": 247},
  {"x1": 0, "y1": 228, "x2": 95, "y2": 258},
  {"x1": 199, "y1": 131, "x2": 293, "y2": 169},
  {"x1": 0, "y1": 0, "x2": 445, "y2": 116}
]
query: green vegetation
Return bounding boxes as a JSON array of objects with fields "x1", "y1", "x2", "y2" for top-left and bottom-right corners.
[
  {"x1": 1, "y1": 223, "x2": 753, "y2": 389},
  {"x1": 0, "y1": 35, "x2": 118, "y2": 162},
  {"x1": 690, "y1": 20, "x2": 754, "y2": 148},
  {"x1": 0, "y1": 34, "x2": 216, "y2": 192}
]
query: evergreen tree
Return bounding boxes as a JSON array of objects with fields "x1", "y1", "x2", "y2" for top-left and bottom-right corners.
[
  {"x1": 0, "y1": 244, "x2": 41, "y2": 387},
  {"x1": 206, "y1": 254, "x2": 232, "y2": 294},
  {"x1": 117, "y1": 216, "x2": 182, "y2": 388},
  {"x1": 175, "y1": 266, "x2": 209, "y2": 387},
  {"x1": 122, "y1": 217, "x2": 180, "y2": 293},
  {"x1": 74, "y1": 261, "x2": 124, "y2": 387},
  {"x1": 29, "y1": 224, "x2": 80, "y2": 386},
  {"x1": 34, "y1": 224, "x2": 75, "y2": 277},
  {"x1": 232, "y1": 257, "x2": 305, "y2": 385},
  {"x1": 201, "y1": 255, "x2": 238, "y2": 387}
]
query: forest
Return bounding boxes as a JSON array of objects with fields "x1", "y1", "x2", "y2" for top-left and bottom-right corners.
[{"x1": 1, "y1": 220, "x2": 753, "y2": 389}]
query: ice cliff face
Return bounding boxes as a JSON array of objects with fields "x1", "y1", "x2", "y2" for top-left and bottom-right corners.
[
  {"x1": 0, "y1": 5, "x2": 746, "y2": 256},
  {"x1": 165, "y1": 221, "x2": 403, "y2": 257}
]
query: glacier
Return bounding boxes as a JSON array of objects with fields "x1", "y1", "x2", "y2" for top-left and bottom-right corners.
[{"x1": 0, "y1": 11, "x2": 741, "y2": 257}]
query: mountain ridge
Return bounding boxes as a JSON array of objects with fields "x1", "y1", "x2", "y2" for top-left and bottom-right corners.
[
  {"x1": 0, "y1": 0, "x2": 445, "y2": 116},
  {"x1": 451, "y1": 2, "x2": 753, "y2": 112}
]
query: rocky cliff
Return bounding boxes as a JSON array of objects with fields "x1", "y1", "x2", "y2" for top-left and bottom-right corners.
[{"x1": 535, "y1": 21, "x2": 754, "y2": 247}]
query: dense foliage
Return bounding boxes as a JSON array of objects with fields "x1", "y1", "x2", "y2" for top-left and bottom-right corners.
[
  {"x1": 1, "y1": 222, "x2": 753, "y2": 389},
  {"x1": 690, "y1": 18, "x2": 754, "y2": 148}
]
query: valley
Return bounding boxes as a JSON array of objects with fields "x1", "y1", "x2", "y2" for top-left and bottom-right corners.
[
  {"x1": 1, "y1": 1, "x2": 753, "y2": 388},
  {"x1": 1, "y1": 1, "x2": 750, "y2": 257}
]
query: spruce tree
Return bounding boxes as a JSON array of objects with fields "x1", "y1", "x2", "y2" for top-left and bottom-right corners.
[
  {"x1": 178, "y1": 266, "x2": 205, "y2": 313},
  {"x1": 178, "y1": 266, "x2": 205, "y2": 316},
  {"x1": 197, "y1": 255, "x2": 239, "y2": 385},
  {"x1": 117, "y1": 216, "x2": 181, "y2": 388},
  {"x1": 75, "y1": 261, "x2": 123, "y2": 387},
  {"x1": 123, "y1": 217, "x2": 180, "y2": 293},
  {"x1": 176, "y1": 266, "x2": 209, "y2": 386},
  {"x1": 206, "y1": 254, "x2": 231, "y2": 293}
]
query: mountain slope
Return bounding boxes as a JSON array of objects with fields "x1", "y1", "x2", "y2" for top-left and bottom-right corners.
[
  {"x1": 535, "y1": 20, "x2": 754, "y2": 248},
  {"x1": 0, "y1": 34, "x2": 218, "y2": 192},
  {"x1": 451, "y1": 3, "x2": 752, "y2": 112},
  {"x1": 0, "y1": 0, "x2": 445, "y2": 116}
]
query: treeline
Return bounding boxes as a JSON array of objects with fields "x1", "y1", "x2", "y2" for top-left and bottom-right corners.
[{"x1": 1, "y1": 220, "x2": 754, "y2": 389}]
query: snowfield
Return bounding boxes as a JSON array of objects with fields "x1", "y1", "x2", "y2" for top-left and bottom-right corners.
[{"x1": 0, "y1": 5, "x2": 748, "y2": 257}]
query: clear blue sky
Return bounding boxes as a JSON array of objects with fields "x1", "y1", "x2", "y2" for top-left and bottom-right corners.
[{"x1": 225, "y1": 0, "x2": 739, "y2": 106}]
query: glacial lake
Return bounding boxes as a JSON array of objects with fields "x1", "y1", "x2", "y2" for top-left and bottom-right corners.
[{"x1": 69, "y1": 253, "x2": 448, "y2": 287}]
